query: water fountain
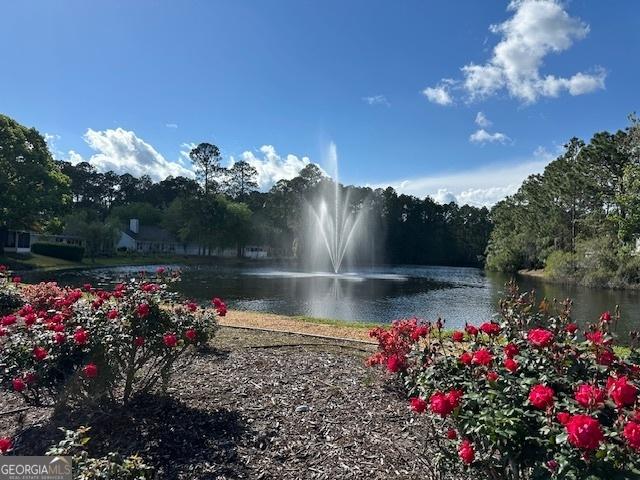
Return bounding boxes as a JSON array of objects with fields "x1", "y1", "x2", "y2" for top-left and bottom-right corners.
[{"x1": 307, "y1": 142, "x2": 367, "y2": 274}]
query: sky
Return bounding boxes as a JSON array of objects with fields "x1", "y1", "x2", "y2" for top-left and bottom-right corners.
[{"x1": 1, "y1": 0, "x2": 639, "y2": 207}]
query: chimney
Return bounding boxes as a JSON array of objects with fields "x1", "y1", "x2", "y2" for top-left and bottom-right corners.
[{"x1": 130, "y1": 218, "x2": 139, "y2": 234}]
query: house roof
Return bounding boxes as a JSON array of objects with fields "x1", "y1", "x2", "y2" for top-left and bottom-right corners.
[{"x1": 124, "y1": 226, "x2": 177, "y2": 243}]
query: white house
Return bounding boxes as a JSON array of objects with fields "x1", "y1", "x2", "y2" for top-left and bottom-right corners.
[
  {"x1": 116, "y1": 219, "x2": 270, "y2": 258},
  {"x1": 2, "y1": 229, "x2": 84, "y2": 254}
]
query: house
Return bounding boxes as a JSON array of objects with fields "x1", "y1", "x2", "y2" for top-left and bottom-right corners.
[
  {"x1": 116, "y1": 219, "x2": 270, "y2": 258},
  {"x1": 3, "y1": 229, "x2": 31, "y2": 254},
  {"x1": 117, "y1": 219, "x2": 200, "y2": 255},
  {"x1": 2, "y1": 229, "x2": 84, "y2": 254}
]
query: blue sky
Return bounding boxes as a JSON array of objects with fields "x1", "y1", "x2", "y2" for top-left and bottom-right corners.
[{"x1": 1, "y1": 0, "x2": 638, "y2": 206}]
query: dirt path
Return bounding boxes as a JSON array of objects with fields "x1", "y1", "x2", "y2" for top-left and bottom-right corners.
[{"x1": 220, "y1": 310, "x2": 378, "y2": 343}]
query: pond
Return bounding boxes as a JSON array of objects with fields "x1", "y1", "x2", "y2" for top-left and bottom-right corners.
[{"x1": 22, "y1": 263, "x2": 640, "y2": 336}]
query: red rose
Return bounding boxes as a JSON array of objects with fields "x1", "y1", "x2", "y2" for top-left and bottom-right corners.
[
  {"x1": 186, "y1": 302, "x2": 198, "y2": 312},
  {"x1": 607, "y1": 376, "x2": 637, "y2": 408},
  {"x1": 566, "y1": 415, "x2": 603, "y2": 450},
  {"x1": 12, "y1": 377, "x2": 26, "y2": 392},
  {"x1": 458, "y1": 440, "x2": 475, "y2": 464},
  {"x1": 410, "y1": 397, "x2": 427, "y2": 413},
  {"x1": 137, "y1": 303, "x2": 150, "y2": 318},
  {"x1": 1, "y1": 315, "x2": 16, "y2": 327},
  {"x1": 0, "y1": 437, "x2": 12, "y2": 454},
  {"x1": 527, "y1": 328, "x2": 554, "y2": 347},
  {"x1": 410, "y1": 325, "x2": 429, "y2": 341},
  {"x1": 83, "y1": 283, "x2": 93, "y2": 292},
  {"x1": 623, "y1": 421, "x2": 640, "y2": 451},
  {"x1": 33, "y1": 346, "x2": 48, "y2": 361},
  {"x1": 565, "y1": 323, "x2": 578, "y2": 334},
  {"x1": 82, "y1": 363, "x2": 98, "y2": 379},
  {"x1": 459, "y1": 352, "x2": 473, "y2": 365},
  {"x1": 597, "y1": 350, "x2": 617, "y2": 366},
  {"x1": 447, "y1": 428, "x2": 458, "y2": 440},
  {"x1": 54, "y1": 332, "x2": 65, "y2": 345},
  {"x1": 504, "y1": 358, "x2": 518, "y2": 373},
  {"x1": 23, "y1": 313, "x2": 37, "y2": 326},
  {"x1": 557, "y1": 412, "x2": 571, "y2": 425},
  {"x1": 185, "y1": 329, "x2": 197, "y2": 342},
  {"x1": 430, "y1": 392, "x2": 454, "y2": 417},
  {"x1": 141, "y1": 283, "x2": 159, "y2": 293},
  {"x1": 0, "y1": 327, "x2": 7, "y2": 337},
  {"x1": 447, "y1": 389, "x2": 463, "y2": 409},
  {"x1": 451, "y1": 331, "x2": 464, "y2": 342},
  {"x1": 73, "y1": 328, "x2": 89, "y2": 345},
  {"x1": 529, "y1": 384, "x2": 555, "y2": 409},
  {"x1": 480, "y1": 322, "x2": 501, "y2": 336},
  {"x1": 12, "y1": 276, "x2": 21, "y2": 283},
  {"x1": 212, "y1": 297, "x2": 224, "y2": 308},
  {"x1": 504, "y1": 343, "x2": 519, "y2": 358},
  {"x1": 134, "y1": 336, "x2": 145, "y2": 347},
  {"x1": 107, "y1": 309, "x2": 118, "y2": 320},
  {"x1": 486, "y1": 371, "x2": 499, "y2": 382},
  {"x1": 600, "y1": 311, "x2": 612, "y2": 322},
  {"x1": 546, "y1": 460, "x2": 558, "y2": 471},
  {"x1": 574, "y1": 384, "x2": 605, "y2": 409},
  {"x1": 163, "y1": 333, "x2": 178, "y2": 348},
  {"x1": 386, "y1": 354, "x2": 404, "y2": 373},
  {"x1": 472, "y1": 348, "x2": 493, "y2": 366},
  {"x1": 585, "y1": 331, "x2": 607, "y2": 345},
  {"x1": 464, "y1": 324, "x2": 478, "y2": 336}
]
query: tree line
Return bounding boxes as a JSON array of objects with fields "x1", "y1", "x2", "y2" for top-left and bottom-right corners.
[
  {"x1": 486, "y1": 115, "x2": 640, "y2": 287},
  {"x1": 0, "y1": 113, "x2": 491, "y2": 266}
]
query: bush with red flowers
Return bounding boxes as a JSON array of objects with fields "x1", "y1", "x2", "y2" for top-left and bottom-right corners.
[
  {"x1": 368, "y1": 281, "x2": 640, "y2": 479},
  {"x1": 0, "y1": 269, "x2": 219, "y2": 405}
]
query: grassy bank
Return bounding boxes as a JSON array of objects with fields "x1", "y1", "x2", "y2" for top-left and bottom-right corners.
[{"x1": 0, "y1": 252, "x2": 286, "y2": 272}]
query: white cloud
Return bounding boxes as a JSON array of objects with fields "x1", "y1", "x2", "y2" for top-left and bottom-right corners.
[
  {"x1": 165, "y1": 123, "x2": 178, "y2": 129},
  {"x1": 475, "y1": 112, "x2": 492, "y2": 128},
  {"x1": 363, "y1": 95, "x2": 390, "y2": 106},
  {"x1": 375, "y1": 147, "x2": 555, "y2": 207},
  {"x1": 422, "y1": 83, "x2": 453, "y2": 105},
  {"x1": 68, "y1": 128, "x2": 194, "y2": 181},
  {"x1": 426, "y1": 0, "x2": 606, "y2": 104},
  {"x1": 44, "y1": 133, "x2": 64, "y2": 159},
  {"x1": 66, "y1": 150, "x2": 84, "y2": 165},
  {"x1": 469, "y1": 128, "x2": 511, "y2": 145},
  {"x1": 234, "y1": 145, "x2": 315, "y2": 190}
]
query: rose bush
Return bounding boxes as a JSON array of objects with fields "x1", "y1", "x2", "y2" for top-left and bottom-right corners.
[
  {"x1": 0, "y1": 268, "x2": 221, "y2": 405},
  {"x1": 368, "y1": 282, "x2": 640, "y2": 479}
]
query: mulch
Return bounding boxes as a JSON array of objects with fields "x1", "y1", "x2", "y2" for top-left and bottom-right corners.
[{"x1": 0, "y1": 327, "x2": 458, "y2": 480}]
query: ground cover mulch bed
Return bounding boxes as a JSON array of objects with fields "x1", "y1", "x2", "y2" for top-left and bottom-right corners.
[{"x1": 1, "y1": 327, "x2": 451, "y2": 480}]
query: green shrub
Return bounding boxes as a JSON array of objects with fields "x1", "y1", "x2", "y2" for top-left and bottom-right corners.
[
  {"x1": 544, "y1": 250, "x2": 577, "y2": 280},
  {"x1": 31, "y1": 242, "x2": 85, "y2": 261},
  {"x1": 0, "y1": 265, "x2": 24, "y2": 316},
  {"x1": 46, "y1": 427, "x2": 154, "y2": 479}
]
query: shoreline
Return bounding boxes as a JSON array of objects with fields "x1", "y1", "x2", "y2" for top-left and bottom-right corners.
[{"x1": 517, "y1": 268, "x2": 546, "y2": 279}]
